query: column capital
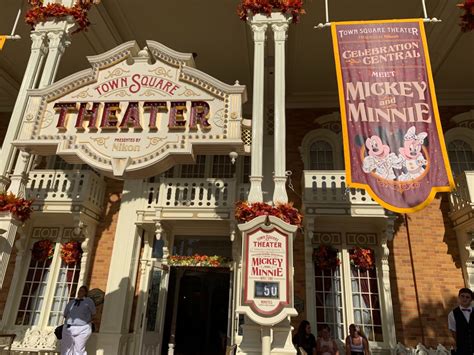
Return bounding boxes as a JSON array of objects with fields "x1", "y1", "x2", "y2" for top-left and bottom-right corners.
[
  {"x1": 30, "y1": 31, "x2": 47, "y2": 51},
  {"x1": 250, "y1": 23, "x2": 268, "y2": 42},
  {"x1": 47, "y1": 30, "x2": 71, "y2": 54},
  {"x1": 271, "y1": 22, "x2": 289, "y2": 41}
]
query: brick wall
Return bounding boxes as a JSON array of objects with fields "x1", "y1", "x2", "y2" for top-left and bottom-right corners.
[{"x1": 86, "y1": 177, "x2": 124, "y2": 330}]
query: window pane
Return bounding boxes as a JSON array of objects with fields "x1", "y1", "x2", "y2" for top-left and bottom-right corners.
[
  {"x1": 310, "y1": 141, "x2": 334, "y2": 170},
  {"x1": 350, "y1": 260, "x2": 383, "y2": 342},
  {"x1": 48, "y1": 259, "x2": 82, "y2": 326},
  {"x1": 146, "y1": 268, "x2": 162, "y2": 331},
  {"x1": 313, "y1": 248, "x2": 344, "y2": 340},
  {"x1": 212, "y1": 155, "x2": 235, "y2": 178},
  {"x1": 16, "y1": 253, "x2": 54, "y2": 326},
  {"x1": 180, "y1": 155, "x2": 206, "y2": 178}
]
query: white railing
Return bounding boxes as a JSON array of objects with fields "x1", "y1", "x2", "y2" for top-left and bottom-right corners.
[
  {"x1": 145, "y1": 178, "x2": 248, "y2": 211},
  {"x1": 303, "y1": 171, "x2": 377, "y2": 205},
  {"x1": 450, "y1": 171, "x2": 474, "y2": 214},
  {"x1": 26, "y1": 170, "x2": 106, "y2": 214}
]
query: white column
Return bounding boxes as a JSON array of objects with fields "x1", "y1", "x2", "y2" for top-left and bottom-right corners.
[
  {"x1": 247, "y1": 19, "x2": 268, "y2": 204},
  {"x1": 98, "y1": 179, "x2": 144, "y2": 353},
  {"x1": 38, "y1": 28, "x2": 70, "y2": 88},
  {"x1": 0, "y1": 31, "x2": 47, "y2": 184},
  {"x1": 379, "y1": 220, "x2": 397, "y2": 351},
  {"x1": 271, "y1": 16, "x2": 291, "y2": 204}
]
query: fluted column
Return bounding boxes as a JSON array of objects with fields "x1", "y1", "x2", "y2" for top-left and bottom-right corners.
[
  {"x1": 0, "y1": 31, "x2": 47, "y2": 186},
  {"x1": 271, "y1": 16, "x2": 291, "y2": 204},
  {"x1": 247, "y1": 19, "x2": 268, "y2": 204},
  {"x1": 39, "y1": 29, "x2": 71, "y2": 88}
]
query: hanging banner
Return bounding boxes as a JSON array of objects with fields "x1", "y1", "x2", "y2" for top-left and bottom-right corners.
[
  {"x1": 331, "y1": 19, "x2": 454, "y2": 213},
  {"x1": 0, "y1": 36, "x2": 7, "y2": 50}
]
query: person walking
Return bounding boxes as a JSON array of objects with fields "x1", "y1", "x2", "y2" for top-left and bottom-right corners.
[
  {"x1": 345, "y1": 324, "x2": 369, "y2": 355},
  {"x1": 61, "y1": 285, "x2": 96, "y2": 355},
  {"x1": 293, "y1": 320, "x2": 317, "y2": 355},
  {"x1": 448, "y1": 287, "x2": 474, "y2": 355}
]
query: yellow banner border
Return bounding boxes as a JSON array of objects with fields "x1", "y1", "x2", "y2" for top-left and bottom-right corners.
[{"x1": 331, "y1": 18, "x2": 455, "y2": 214}]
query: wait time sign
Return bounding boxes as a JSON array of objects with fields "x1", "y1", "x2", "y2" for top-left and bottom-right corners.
[{"x1": 237, "y1": 215, "x2": 298, "y2": 326}]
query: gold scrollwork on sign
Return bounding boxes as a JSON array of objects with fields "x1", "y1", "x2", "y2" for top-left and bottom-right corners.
[
  {"x1": 179, "y1": 86, "x2": 199, "y2": 97},
  {"x1": 40, "y1": 111, "x2": 54, "y2": 128},
  {"x1": 148, "y1": 67, "x2": 172, "y2": 78},
  {"x1": 104, "y1": 68, "x2": 130, "y2": 79},
  {"x1": 91, "y1": 137, "x2": 110, "y2": 149},
  {"x1": 104, "y1": 89, "x2": 130, "y2": 98},
  {"x1": 146, "y1": 137, "x2": 165, "y2": 148},
  {"x1": 72, "y1": 88, "x2": 93, "y2": 99},
  {"x1": 213, "y1": 108, "x2": 225, "y2": 128},
  {"x1": 140, "y1": 89, "x2": 165, "y2": 97}
]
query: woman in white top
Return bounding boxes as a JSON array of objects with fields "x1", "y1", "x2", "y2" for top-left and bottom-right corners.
[
  {"x1": 316, "y1": 324, "x2": 339, "y2": 355},
  {"x1": 345, "y1": 324, "x2": 370, "y2": 355},
  {"x1": 61, "y1": 285, "x2": 96, "y2": 355}
]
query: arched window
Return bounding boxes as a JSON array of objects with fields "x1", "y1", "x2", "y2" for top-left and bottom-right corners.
[
  {"x1": 448, "y1": 139, "x2": 474, "y2": 175},
  {"x1": 310, "y1": 141, "x2": 335, "y2": 170}
]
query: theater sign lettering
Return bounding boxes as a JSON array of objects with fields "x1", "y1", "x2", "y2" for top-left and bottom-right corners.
[{"x1": 14, "y1": 41, "x2": 249, "y2": 178}]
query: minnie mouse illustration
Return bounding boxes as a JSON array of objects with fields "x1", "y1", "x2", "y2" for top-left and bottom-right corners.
[
  {"x1": 362, "y1": 135, "x2": 402, "y2": 180},
  {"x1": 398, "y1": 126, "x2": 428, "y2": 181}
]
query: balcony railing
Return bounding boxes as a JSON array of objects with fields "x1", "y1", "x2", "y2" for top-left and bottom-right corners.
[
  {"x1": 450, "y1": 171, "x2": 474, "y2": 217},
  {"x1": 26, "y1": 170, "x2": 106, "y2": 216},
  {"x1": 144, "y1": 178, "x2": 249, "y2": 213},
  {"x1": 303, "y1": 171, "x2": 384, "y2": 216}
]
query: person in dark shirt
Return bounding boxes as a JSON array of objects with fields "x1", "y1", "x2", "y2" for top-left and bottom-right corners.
[
  {"x1": 448, "y1": 288, "x2": 474, "y2": 355},
  {"x1": 293, "y1": 320, "x2": 317, "y2": 355}
]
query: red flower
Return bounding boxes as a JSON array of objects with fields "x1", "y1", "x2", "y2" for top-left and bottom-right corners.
[
  {"x1": 237, "y1": 0, "x2": 305, "y2": 24},
  {"x1": 235, "y1": 201, "x2": 303, "y2": 227},
  {"x1": 32, "y1": 239, "x2": 54, "y2": 262},
  {"x1": 313, "y1": 245, "x2": 340, "y2": 271},
  {"x1": 0, "y1": 193, "x2": 33, "y2": 222},
  {"x1": 349, "y1": 247, "x2": 375, "y2": 271},
  {"x1": 61, "y1": 241, "x2": 83, "y2": 265},
  {"x1": 458, "y1": 0, "x2": 474, "y2": 32}
]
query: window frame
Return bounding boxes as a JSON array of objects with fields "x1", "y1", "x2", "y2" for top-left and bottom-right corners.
[
  {"x1": 444, "y1": 127, "x2": 474, "y2": 176},
  {"x1": 305, "y1": 229, "x2": 393, "y2": 349},
  {"x1": 9, "y1": 227, "x2": 85, "y2": 331},
  {"x1": 300, "y1": 129, "x2": 343, "y2": 171}
]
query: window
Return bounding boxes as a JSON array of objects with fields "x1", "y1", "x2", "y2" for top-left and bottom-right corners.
[
  {"x1": 180, "y1": 155, "x2": 206, "y2": 178},
  {"x1": 212, "y1": 155, "x2": 235, "y2": 178},
  {"x1": 448, "y1": 140, "x2": 474, "y2": 175},
  {"x1": 14, "y1": 229, "x2": 83, "y2": 330},
  {"x1": 310, "y1": 141, "x2": 335, "y2": 170},
  {"x1": 313, "y1": 244, "x2": 383, "y2": 342},
  {"x1": 16, "y1": 256, "x2": 54, "y2": 326},
  {"x1": 52, "y1": 157, "x2": 75, "y2": 170},
  {"x1": 242, "y1": 156, "x2": 251, "y2": 184}
]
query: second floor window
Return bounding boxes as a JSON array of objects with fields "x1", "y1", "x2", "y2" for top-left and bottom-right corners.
[
  {"x1": 310, "y1": 141, "x2": 334, "y2": 170},
  {"x1": 448, "y1": 139, "x2": 474, "y2": 175}
]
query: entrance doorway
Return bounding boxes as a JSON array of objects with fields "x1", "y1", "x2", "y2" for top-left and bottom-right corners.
[{"x1": 162, "y1": 267, "x2": 231, "y2": 355}]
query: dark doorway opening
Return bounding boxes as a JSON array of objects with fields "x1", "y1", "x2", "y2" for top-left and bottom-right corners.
[{"x1": 162, "y1": 267, "x2": 230, "y2": 355}]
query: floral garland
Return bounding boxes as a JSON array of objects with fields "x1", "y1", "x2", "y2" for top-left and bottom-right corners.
[
  {"x1": 235, "y1": 201, "x2": 303, "y2": 227},
  {"x1": 0, "y1": 193, "x2": 33, "y2": 222},
  {"x1": 32, "y1": 239, "x2": 54, "y2": 262},
  {"x1": 61, "y1": 241, "x2": 83, "y2": 265},
  {"x1": 237, "y1": 0, "x2": 305, "y2": 24},
  {"x1": 458, "y1": 0, "x2": 474, "y2": 32},
  {"x1": 349, "y1": 247, "x2": 375, "y2": 272},
  {"x1": 313, "y1": 245, "x2": 340, "y2": 271},
  {"x1": 168, "y1": 254, "x2": 230, "y2": 267},
  {"x1": 26, "y1": 0, "x2": 100, "y2": 34}
]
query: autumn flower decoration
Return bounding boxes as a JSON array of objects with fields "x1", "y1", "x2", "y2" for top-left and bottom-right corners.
[
  {"x1": 235, "y1": 201, "x2": 303, "y2": 227},
  {"x1": 458, "y1": 0, "x2": 474, "y2": 32},
  {"x1": 31, "y1": 239, "x2": 54, "y2": 262},
  {"x1": 0, "y1": 193, "x2": 33, "y2": 222},
  {"x1": 169, "y1": 254, "x2": 229, "y2": 267},
  {"x1": 237, "y1": 0, "x2": 305, "y2": 24},
  {"x1": 313, "y1": 245, "x2": 340, "y2": 271},
  {"x1": 349, "y1": 246, "x2": 375, "y2": 272},
  {"x1": 26, "y1": 0, "x2": 101, "y2": 34},
  {"x1": 61, "y1": 241, "x2": 83, "y2": 265}
]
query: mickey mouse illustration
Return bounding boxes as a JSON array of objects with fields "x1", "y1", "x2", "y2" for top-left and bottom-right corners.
[
  {"x1": 398, "y1": 126, "x2": 428, "y2": 181},
  {"x1": 362, "y1": 135, "x2": 402, "y2": 180}
]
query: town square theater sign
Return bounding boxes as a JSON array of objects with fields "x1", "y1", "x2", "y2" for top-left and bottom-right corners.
[{"x1": 14, "y1": 41, "x2": 249, "y2": 178}]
